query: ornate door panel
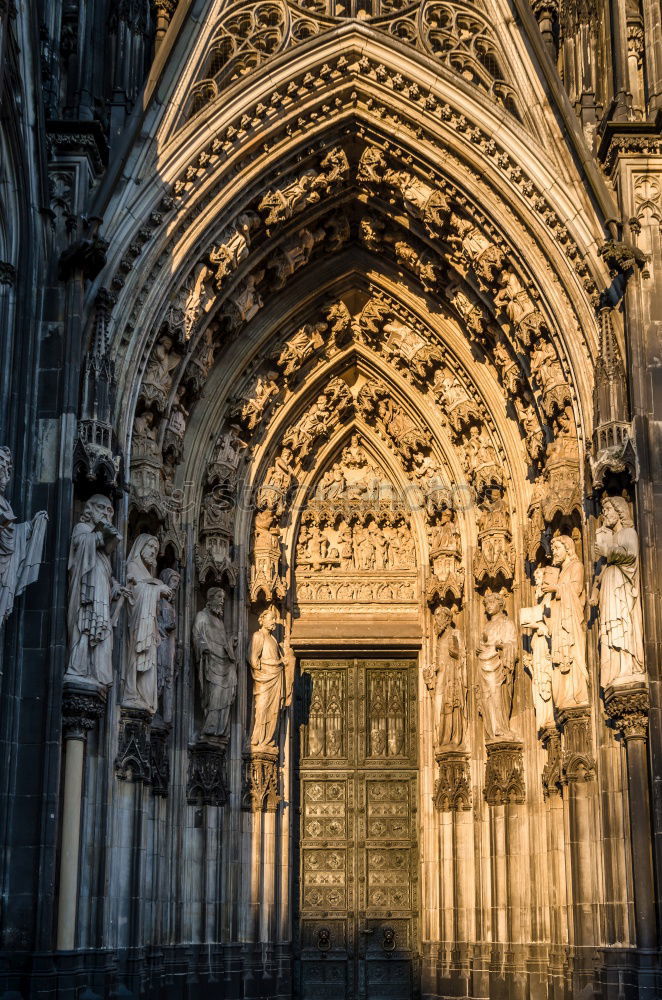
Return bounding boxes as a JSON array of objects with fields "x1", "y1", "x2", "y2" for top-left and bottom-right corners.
[{"x1": 295, "y1": 659, "x2": 419, "y2": 1000}]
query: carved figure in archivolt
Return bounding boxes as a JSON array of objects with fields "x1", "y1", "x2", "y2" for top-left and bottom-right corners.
[
  {"x1": 424, "y1": 606, "x2": 467, "y2": 748},
  {"x1": 0, "y1": 447, "x2": 47, "y2": 625},
  {"x1": 520, "y1": 567, "x2": 555, "y2": 730},
  {"x1": 543, "y1": 535, "x2": 589, "y2": 709},
  {"x1": 476, "y1": 593, "x2": 518, "y2": 741},
  {"x1": 193, "y1": 587, "x2": 237, "y2": 739},
  {"x1": 123, "y1": 534, "x2": 172, "y2": 715},
  {"x1": 133, "y1": 411, "x2": 160, "y2": 458},
  {"x1": 429, "y1": 508, "x2": 461, "y2": 579},
  {"x1": 274, "y1": 322, "x2": 326, "y2": 378},
  {"x1": 283, "y1": 394, "x2": 331, "y2": 459},
  {"x1": 248, "y1": 606, "x2": 286, "y2": 749},
  {"x1": 140, "y1": 335, "x2": 180, "y2": 410},
  {"x1": 209, "y1": 212, "x2": 259, "y2": 285},
  {"x1": 591, "y1": 496, "x2": 645, "y2": 688},
  {"x1": 232, "y1": 373, "x2": 278, "y2": 432},
  {"x1": 156, "y1": 569, "x2": 180, "y2": 723},
  {"x1": 66, "y1": 495, "x2": 123, "y2": 687}
]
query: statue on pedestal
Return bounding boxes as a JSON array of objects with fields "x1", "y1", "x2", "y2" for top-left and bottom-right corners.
[
  {"x1": 66, "y1": 495, "x2": 124, "y2": 688},
  {"x1": 0, "y1": 446, "x2": 47, "y2": 625},
  {"x1": 424, "y1": 606, "x2": 467, "y2": 748},
  {"x1": 192, "y1": 587, "x2": 238, "y2": 739},
  {"x1": 544, "y1": 535, "x2": 589, "y2": 709},
  {"x1": 476, "y1": 593, "x2": 518, "y2": 741},
  {"x1": 520, "y1": 567, "x2": 556, "y2": 730},
  {"x1": 248, "y1": 606, "x2": 285, "y2": 749},
  {"x1": 156, "y1": 568, "x2": 181, "y2": 722},
  {"x1": 123, "y1": 534, "x2": 172, "y2": 715},
  {"x1": 591, "y1": 496, "x2": 645, "y2": 688}
]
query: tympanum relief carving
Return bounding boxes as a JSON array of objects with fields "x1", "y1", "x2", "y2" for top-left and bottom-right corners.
[{"x1": 294, "y1": 437, "x2": 419, "y2": 613}]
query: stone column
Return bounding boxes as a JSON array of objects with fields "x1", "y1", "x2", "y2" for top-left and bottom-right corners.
[
  {"x1": 56, "y1": 679, "x2": 105, "y2": 951},
  {"x1": 558, "y1": 706, "x2": 597, "y2": 972},
  {"x1": 603, "y1": 681, "x2": 655, "y2": 949},
  {"x1": 540, "y1": 726, "x2": 568, "y2": 957}
]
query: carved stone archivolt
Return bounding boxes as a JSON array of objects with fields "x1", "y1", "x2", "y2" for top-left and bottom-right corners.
[{"x1": 179, "y1": 3, "x2": 524, "y2": 128}]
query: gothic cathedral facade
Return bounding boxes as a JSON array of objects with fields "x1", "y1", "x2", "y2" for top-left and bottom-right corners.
[{"x1": 0, "y1": 0, "x2": 661, "y2": 997}]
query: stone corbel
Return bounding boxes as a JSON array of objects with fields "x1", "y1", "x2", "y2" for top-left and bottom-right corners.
[
  {"x1": 558, "y1": 707, "x2": 595, "y2": 783},
  {"x1": 483, "y1": 740, "x2": 525, "y2": 805},
  {"x1": 62, "y1": 678, "x2": 107, "y2": 740},
  {"x1": 434, "y1": 750, "x2": 472, "y2": 812},
  {"x1": 603, "y1": 680, "x2": 649, "y2": 741},
  {"x1": 186, "y1": 739, "x2": 229, "y2": 807},
  {"x1": 241, "y1": 748, "x2": 280, "y2": 812},
  {"x1": 115, "y1": 707, "x2": 152, "y2": 782}
]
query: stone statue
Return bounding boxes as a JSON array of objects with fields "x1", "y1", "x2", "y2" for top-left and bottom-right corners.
[
  {"x1": 140, "y1": 335, "x2": 180, "y2": 409},
  {"x1": 248, "y1": 606, "x2": 285, "y2": 749},
  {"x1": 66, "y1": 495, "x2": 124, "y2": 688},
  {"x1": 476, "y1": 593, "x2": 518, "y2": 741},
  {"x1": 590, "y1": 496, "x2": 645, "y2": 688},
  {"x1": 424, "y1": 606, "x2": 467, "y2": 748},
  {"x1": 192, "y1": 587, "x2": 238, "y2": 739},
  {"x1": 0, "y1": 446, "x2": 48, "y2": 626},
  {"x1": 543, "y1": 535, "x2": 589, "y2": 709},
  {"x1": 156, "y1": 569, "x2": 181, "y2": 723},
  {"x1": 520, "y1": 567, "x2": 555, "y2": 730},
  {"x1": 123, "y1": 534, "x2": 172, "y2": 715}
]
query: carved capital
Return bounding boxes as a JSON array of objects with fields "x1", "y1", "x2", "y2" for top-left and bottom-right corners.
[
  {"x1": 540, "y1": 725, "x2": 563, "y2": 798},
  {"x1": 149, "y1": 720, "x2": 171, "y2": 797},
  {"x1": 603, "y1": 681, "x2": 649, "y2": 741},
  {"x1": 484, "y1": 740, "x2": 525, "y2": 805},
  {"x1": 434, "y1": 750, "x2": 471, "y2": 812},
  {"x1": 62, "y1": 680, "x2": 106, "y2": 739},
  {"x1": 186, "y1": 739, "x2": 229, "y2": 807},
  {"x1": 241, "y1": 748, "x2": 280, "y2": 812},
  {"x1": 558, "y1": 707, "x2": 595, "y2": 782},
  {"x1": 115, "y1": 707, "x2": 152, "y2": 782}
]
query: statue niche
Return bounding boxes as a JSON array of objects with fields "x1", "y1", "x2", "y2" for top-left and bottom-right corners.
[{"x1": 294, "y1": 436, "x2": 418, "y2": 609}]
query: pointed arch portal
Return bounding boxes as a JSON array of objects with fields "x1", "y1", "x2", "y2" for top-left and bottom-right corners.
[{"x1": 28, "y1": 1, "x2": 655, "y2": 998}]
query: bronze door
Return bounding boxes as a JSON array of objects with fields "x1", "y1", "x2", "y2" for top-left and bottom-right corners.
[{"x1": 295, "y1": 658, "x2": 419, "y2": 1000}]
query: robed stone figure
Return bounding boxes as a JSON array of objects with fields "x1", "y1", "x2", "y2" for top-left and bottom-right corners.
[
  {"x1": 424, "y1": 606, "x2": 467, "y2": 748},
  {"x1": 0, "y1": 446, "x2": 47, "y2": 625},
  {"x1": 123, "y1": 534, "x2": 172, "y2": 715},
  {"x1": 156, "y1": 568, "x2": 181, "y2": 722},
  {"x1": 476, "y1": 593, "x2": 518, "y2": 741},
  {"x1": 544, "y1": 535, "x2": 589, "y2": 709},
  {"x1": 192, "y1": 587, "x2": 237, "y2": 739},
  {"x1": 520, "y1": 567, "x2": 555, "y2": 730},
  {"x1": 591, "y1": 495, "x2": 645, "y2": 688},
  {"x1": 66, "y1": 495, "x2": 123, "y2": 688},
  {"x1": 248, "y1": 606, "x2": 285, "y2": 749}
]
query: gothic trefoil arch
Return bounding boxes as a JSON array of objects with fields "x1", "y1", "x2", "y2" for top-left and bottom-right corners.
[{"x1": 0, "y1": 0, "x2": 661, "y2": 996}]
